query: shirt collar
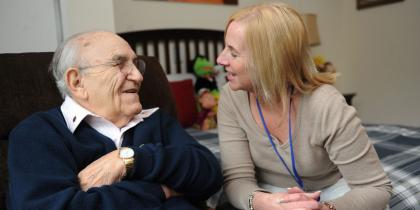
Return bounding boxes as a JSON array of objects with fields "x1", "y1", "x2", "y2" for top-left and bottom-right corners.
[{"x1": 60, "y1": 96, "x2": 159, "y2": 133}]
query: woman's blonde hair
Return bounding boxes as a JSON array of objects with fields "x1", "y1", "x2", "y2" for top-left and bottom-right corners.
[{"x1": 226, "y1": 2, "x2": 336, "y2": 108}]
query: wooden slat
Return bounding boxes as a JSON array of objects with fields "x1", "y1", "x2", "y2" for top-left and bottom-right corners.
[
  {"x1": 119, "y1": 29, "x2": 224, "y2": 74},
  {"x1": 175, "y1": 40, "x2": 181, "y2": 74}
]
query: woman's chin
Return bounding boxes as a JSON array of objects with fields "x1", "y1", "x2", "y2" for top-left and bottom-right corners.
[{"x1": 228, "y1": 81, "x2": 241, "y2": 91}]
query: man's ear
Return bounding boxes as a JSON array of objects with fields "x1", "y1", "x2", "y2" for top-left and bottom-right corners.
[{"x1": 65, "y1": 68, "x2": 88, "y2": 100}]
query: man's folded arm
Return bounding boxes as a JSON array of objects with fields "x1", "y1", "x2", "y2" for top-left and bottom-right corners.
[
  {"x1": 8, "y1": 116, "x2": 165, "y2": 210},
  {"x1": 129, "y1": 110, "x2": 223, "y2": 200}
]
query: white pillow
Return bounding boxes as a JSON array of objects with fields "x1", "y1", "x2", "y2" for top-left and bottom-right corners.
[{"x1": 166, "y1": 73, "x2": 196, "y2": 84}]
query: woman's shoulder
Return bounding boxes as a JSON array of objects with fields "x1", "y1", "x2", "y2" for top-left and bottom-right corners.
[
  {"x1": 302, "y1": 84, "x2": 348, "y2": 114},
  {"x1": 306, "y1": 84, "x2": 345, "y2": 105}
]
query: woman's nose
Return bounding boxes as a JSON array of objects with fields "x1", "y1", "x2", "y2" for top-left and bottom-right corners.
[{"x1": 217, "y1": 51, "x2": 227, "y2": 66}]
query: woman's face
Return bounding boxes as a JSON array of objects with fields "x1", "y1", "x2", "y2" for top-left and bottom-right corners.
[{"x1": 217, "y1": 21, "x2": 253, "y2": 92}]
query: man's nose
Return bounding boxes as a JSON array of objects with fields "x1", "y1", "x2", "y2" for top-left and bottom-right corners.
[{"x1": 128, "y1": 66, "x2": 143, "y2": 83}]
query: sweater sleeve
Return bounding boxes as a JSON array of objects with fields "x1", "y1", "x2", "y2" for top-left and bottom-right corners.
[
  {"x1": 8, "y1": 113, "x2": 165, "y2": 210},
  {"x1": 129, "y1": 110, "x2": 223, "y2": 201},
  {"x1": 317, "y1": 87, "x2": 392, "y2": 210},
  {"x1": 217, "y1": 85, "x2": 262, "y2": 209}
]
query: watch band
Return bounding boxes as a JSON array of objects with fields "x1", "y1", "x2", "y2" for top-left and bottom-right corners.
[
  {"x1": 119, "y1": 147, "x2": 135, "y2": 177},
  {"x1": 321, "y1": 201, "x2": 337, "y2": 210},
  {"x1": 248, "y1": 192, "x2": 255, "y2": 210},
  {"x1": 123, "y1": 156, "x2": 134, "y2": 170}
]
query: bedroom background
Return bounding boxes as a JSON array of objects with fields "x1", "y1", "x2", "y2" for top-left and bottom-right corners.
[{"x1": 1, "y1": 0, "x2": 419, "y2": 127}]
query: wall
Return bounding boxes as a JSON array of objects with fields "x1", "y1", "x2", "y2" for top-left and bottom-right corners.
[
  {"x1": 114, "y1": 0, "x2": 237, "y2": 32},
  {"x1": 337, "y1": 0, "x2": 420, "y2": 126},
  {"x1": 112, "y1": 0, "x2": 319, "y2": 32},
  {"x1": 0, "y1": 0, "x2": 60, "y2": 53},
  {"x1": 60, "y1": 0, "x2": 116, "y2": 39}
]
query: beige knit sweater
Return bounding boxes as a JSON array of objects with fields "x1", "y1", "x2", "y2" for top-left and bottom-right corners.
[{"x1": 218, "y1": 84, "x2": 392, "y2": 210}]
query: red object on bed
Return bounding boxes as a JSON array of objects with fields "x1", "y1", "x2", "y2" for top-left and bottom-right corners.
[{"x1": 169, "y1": 79, "x2": 198, "y2": 127}]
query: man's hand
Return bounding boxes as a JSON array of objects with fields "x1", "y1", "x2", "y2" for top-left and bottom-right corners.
[
  {"x1": 253, "y1": 190, "x2": 321, "y2": 210},
  {"x1": 78, "y1": 150, "x2": 126, "y2": 191}
]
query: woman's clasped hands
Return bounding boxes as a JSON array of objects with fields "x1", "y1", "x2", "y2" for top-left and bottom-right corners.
[{"x1": 253, "y1": 187, "x2": 322, "y2": 210}]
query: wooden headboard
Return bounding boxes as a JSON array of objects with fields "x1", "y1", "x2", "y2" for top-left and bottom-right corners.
[{"x1": 119, "y1": 29, "x2": 225, "y2": 75}]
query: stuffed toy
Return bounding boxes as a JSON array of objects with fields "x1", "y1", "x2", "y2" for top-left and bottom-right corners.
[
  {"x1": 192, "y1": 56, "x2": 219, "y2": 95},
  {"x1": 313, "y1": 55, "x2": 336, "y2": 73},
  {"x1": 190, "y1": 56, "x2": 222, "y2": 130},
  {"x1": 194, "y1": 89, "x2": 217, "y2": 131}
]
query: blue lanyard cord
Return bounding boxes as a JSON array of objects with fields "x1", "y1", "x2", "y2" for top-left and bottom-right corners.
[{"x1": 256, "y1": 96, "x2": 304, "y2": 189}]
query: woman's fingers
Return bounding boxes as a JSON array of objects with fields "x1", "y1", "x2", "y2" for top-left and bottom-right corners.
[
  {"x1": 280, "y1": 200, "x2": 321, "y2": 210},
  {"x1": 287, "y1": 187, "x2": 304, "y2": 194}
]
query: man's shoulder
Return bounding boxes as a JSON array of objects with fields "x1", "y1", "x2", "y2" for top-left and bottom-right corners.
[{"x1": 10, "y1": 108, "x2": 66, "y2": 138}]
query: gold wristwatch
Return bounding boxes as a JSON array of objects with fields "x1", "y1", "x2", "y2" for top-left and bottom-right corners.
[{"x1": 119, "y1": 147, "x2": 135, "y2": 176}]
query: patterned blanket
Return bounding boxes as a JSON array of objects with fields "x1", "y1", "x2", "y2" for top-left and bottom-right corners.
[{"x1": 187, "y1": 124, "x2": 420, "y2": 210}]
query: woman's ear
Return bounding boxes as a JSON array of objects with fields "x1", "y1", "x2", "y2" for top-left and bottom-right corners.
[{"x1": 65, "y1": 68, "x2": 87, "y2": 100}]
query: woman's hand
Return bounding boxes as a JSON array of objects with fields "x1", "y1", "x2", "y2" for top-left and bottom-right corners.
[{"x1": 252, "y1": 190, "x2": 321, "y2": 210}]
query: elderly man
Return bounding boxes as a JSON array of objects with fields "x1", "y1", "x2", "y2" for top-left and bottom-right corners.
[{"x1": 7, "y1": 31, "x2": 223, "y2": 210}]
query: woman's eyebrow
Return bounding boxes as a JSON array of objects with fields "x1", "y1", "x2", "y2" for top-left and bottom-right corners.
[{"x1": 227, "y1": 45, "x2": 239, "y2": 54}]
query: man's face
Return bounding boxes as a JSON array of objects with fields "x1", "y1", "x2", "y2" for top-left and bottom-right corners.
[{"x1": 76, "y1": 32, "x2": 143, "y2": 126}]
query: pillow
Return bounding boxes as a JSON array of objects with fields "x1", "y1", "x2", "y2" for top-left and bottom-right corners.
[
  {"x1": 168, "y1": 79, "x2": 198, "y2": 127},
  {"x1": 166, "y1": 73, "x2": 196, "y2": 84}
]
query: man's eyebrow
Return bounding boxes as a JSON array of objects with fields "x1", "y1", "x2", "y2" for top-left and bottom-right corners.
[
  {"x1": 111, "y1": 54, "x2": 138, "y2": 63},
  {"x1": 111, "y1": 54, "x2": 128, "y2": 63}
]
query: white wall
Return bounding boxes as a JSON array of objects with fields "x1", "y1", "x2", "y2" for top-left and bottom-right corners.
[
  {"x1": 112, "y1": 0, "x2": 309, "y2": 32},
  {"x1": 114, "y1": 0, "x2": 237, "y2": 32},
  {"x1": 0, "y1": 0, "x2": 60, "y2": 53},
  {"x1": 60, "y1": 0, "x2": 116, "y2": 39},
  {"x1": 337, "y1": 0, "x2": 420, "y2": 126}
]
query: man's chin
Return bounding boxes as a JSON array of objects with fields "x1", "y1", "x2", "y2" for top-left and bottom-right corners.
[{"x1": 133, "y1": 103, "x2": 142, "y2": 115}]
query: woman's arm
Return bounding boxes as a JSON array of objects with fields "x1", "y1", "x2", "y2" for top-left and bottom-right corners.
[
  {"x1": 218, "y1": 86, "x2": 262, "y2": 209},
  {"x1": 318, "y1": 87, "x2": 392, "y2": 210}
]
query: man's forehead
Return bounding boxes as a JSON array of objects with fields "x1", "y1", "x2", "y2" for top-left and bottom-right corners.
[
  {"x1": 76, "y1": 32, "x2": 133, "y2": 58},
  {"x1": 77, "y1": 32, "x2": 116, "y2": 47}
]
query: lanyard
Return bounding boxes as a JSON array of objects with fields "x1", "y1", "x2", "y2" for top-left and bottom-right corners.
[{"x1": 256, "y1": 95, "x2": 304, "y2": 189}]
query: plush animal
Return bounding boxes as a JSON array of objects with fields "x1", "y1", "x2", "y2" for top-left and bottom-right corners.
[
  {"x1": 313, "y1": 55, "x2": 336, "y2": 73},
  {"x1": 189, "y1": 56, "x2": 222, "y2": 130},
  {"x1": 192, "y1": 56, "x2": 219, "y2": 94},
  {"x1": 195, "y1": 89, "x2": 217, "y2": 131}
]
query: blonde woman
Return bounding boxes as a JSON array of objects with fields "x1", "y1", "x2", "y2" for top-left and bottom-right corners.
[{"x1": 217, "y1": 2, "x2": 392, "y2": 210}]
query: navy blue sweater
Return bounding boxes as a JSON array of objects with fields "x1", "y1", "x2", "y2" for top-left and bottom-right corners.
[{"x1": 8, "y1": 108, "x2": 223, "y2": 210}]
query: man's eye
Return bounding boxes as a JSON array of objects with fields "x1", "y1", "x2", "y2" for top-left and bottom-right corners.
[
  {"x1": 112, "y1": 60, "x2": 125, "y2": 69},
  {"x1": 132, "y1": 58, "x2": 140, "y2": 66}
]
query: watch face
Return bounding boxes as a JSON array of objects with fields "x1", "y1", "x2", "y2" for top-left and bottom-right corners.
[{"x1": 120, "y1": 147, "x2": 134, "y2": 158}]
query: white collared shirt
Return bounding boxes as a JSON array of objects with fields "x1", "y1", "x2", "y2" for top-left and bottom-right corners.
[{"x1": 60, "y1": 96, "x2": 158, "y2": 148}]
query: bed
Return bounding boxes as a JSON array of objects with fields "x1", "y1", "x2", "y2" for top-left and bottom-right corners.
[
  {"x1": 119, "y1": 29, "x2": 420, "y2": 210},
  {"x1": 187, "y1": 125, "x2": 420, "y2": 210}
]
